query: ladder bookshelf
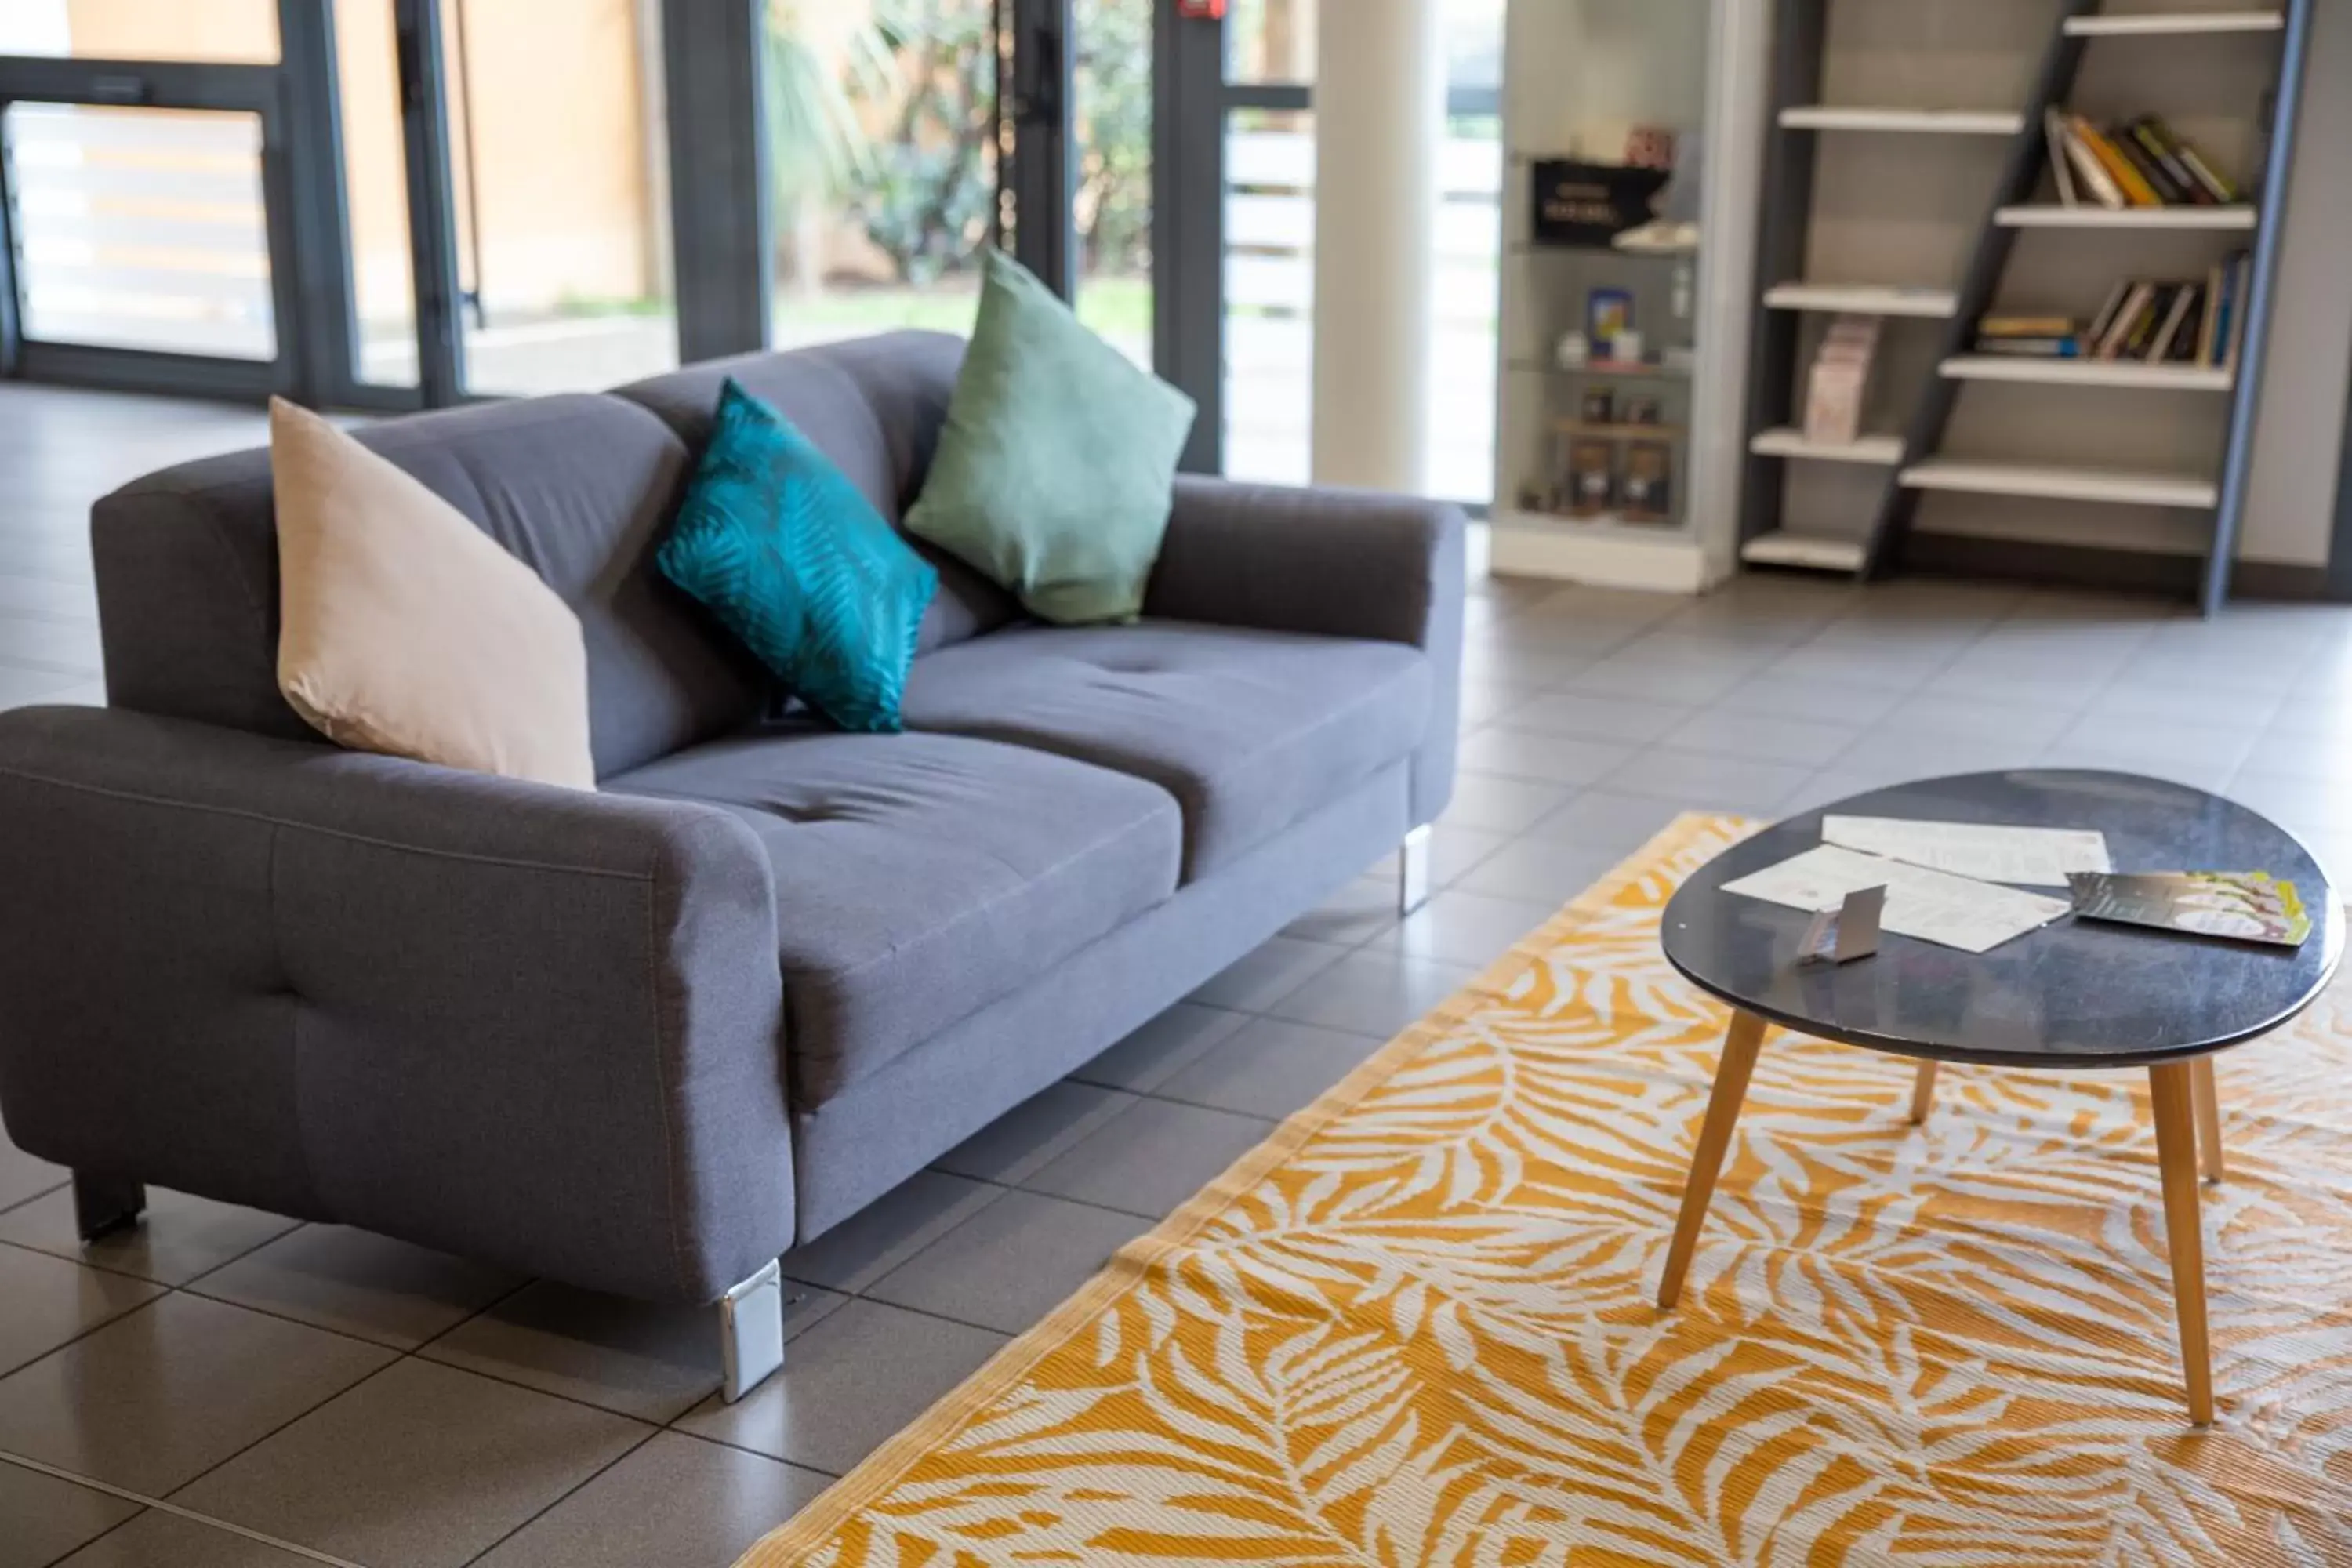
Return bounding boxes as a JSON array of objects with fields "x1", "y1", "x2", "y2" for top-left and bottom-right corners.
[{"x1": 1737, "y1": 0, "x2": 2312, "y2": 612}]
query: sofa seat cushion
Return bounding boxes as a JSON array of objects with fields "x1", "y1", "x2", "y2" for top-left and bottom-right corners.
[
  {"x1": 609, "y1": 731, "x2": 1181, "y2": 1103},
  {"x1": 899, "y1": 621, "x2": 1431, "y2": 880}
]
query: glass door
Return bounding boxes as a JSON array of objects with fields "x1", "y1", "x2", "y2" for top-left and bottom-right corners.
[
  {"x1": 437, "y1": 0, "x2": 678, "y2": 397},
  {"x1": 1072, "y1": 0, "x2": 1152, "y2": 366}
]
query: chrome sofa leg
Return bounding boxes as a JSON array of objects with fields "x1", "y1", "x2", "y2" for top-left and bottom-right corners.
[
  {"x1": 72, "y1": 1171, "x2": 145, "y2": 1243},
  {"x1": 719, "y1": 1258, "x2": 786, "y2": 1403},
  {"x1": 1398, "y1": 825, "x2": 1432, "y2": 916}
]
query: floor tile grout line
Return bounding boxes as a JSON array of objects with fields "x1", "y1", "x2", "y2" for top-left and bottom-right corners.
[
  {"x1": 666, "y1": 1424, "x2": 843, "y2": 1477},
  {"x1": 1, "y1": 1448, "x2": 372, "y2": 1568},
  {"x1": 149, "y1": 1355, "x2": 418, "y2": 1523},
  {"x1": 0, "y1": 1175, "x2": 67, "y2": 1220},
  {"x1": 0, "y1": 1242, "x2": 180, "y2": 1382},
  {"x1": 96, "y1": 1275, "x2": 681, "y2": 1543},
  {"x1": 451, "y1": 1424, "x2": 664, "y2": 1568},
  {"x1": 401, "y1": 1272, "x2": 544, "y2": 1359}
]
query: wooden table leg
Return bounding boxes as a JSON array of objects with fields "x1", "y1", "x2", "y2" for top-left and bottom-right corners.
[
  {"x1": 1658, "y1": 1009, "x2": 1767, "y2": 1310},
  {"x1": 1908, "y1": 1061, "x2": 1939, "y2": 1124},
  {"x1": 2148, "y1": 1062, "x2": 2215, "y2": 1425},
  {"x1": 2191, "y1": 1056, "x2": 2225, "y2": 1184}
]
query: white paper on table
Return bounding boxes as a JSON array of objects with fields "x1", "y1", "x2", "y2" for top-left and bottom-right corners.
[
  {"x1": 1820, "y1": 815, "x2": 2111, "y2": 887},
  {"x1": 1720, "y1": 844, "x2": 2071, "y2": 954}
]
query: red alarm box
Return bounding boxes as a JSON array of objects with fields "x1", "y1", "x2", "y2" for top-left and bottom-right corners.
[{"x1": 1177, "y1": 0, "x2": 1227, "y2": 17}]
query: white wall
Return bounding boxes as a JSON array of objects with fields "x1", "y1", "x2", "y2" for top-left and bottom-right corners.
[
  {"x1": 2238, "y1": 0, "x2": 2352, "y2": 568},
  {"x1": 0, "y1": 2, "x2": 70, "y2": 51}
]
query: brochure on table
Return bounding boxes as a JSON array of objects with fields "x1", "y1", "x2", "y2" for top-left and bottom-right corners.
[{"x1": 2071, "y1": 872, "x2": 2313, "y2": 949}]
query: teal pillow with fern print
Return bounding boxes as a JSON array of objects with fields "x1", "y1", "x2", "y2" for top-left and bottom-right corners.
[{"x1": 659, "y1": 379, "x2": 937, "y2": 733}]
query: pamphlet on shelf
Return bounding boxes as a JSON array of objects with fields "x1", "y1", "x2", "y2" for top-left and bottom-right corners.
[
  {"x1": 1722, "y1": 845, "x2": 2070, "y2": 954},
  {"x1": 1820, "y1": 815, "x2": 2111, "y2": 887}
]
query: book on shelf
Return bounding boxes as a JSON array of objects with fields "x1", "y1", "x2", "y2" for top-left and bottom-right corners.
[
  {"x1": 2143, "y1": 115, "x2": 2240, "y2": 204},
  {"x1": 2127, "y1": 118, "x2": 2212, "y2": 205},
  {"x1": 2114, "y1": 123, "x2": 2191, "y2": 205},
  {"x1": 2219, "y1": 250, "x2": 2252, "y2": 371},
  {"x1": 2048, "y1": 114, "x2": 2240, "y2": 210},
  {"x1": 2094, "y1": 281, "x2": 2157, "y2": 358},
  {"x1": 2194, "y1": 266, "x2": 2216, "y2": 365},
  {"x1": 2085, "y1": 281, "x2": 2133, "y2": 350},
  {"x1": 2074, "y1": 256, "x2": 2248, "y2": 368},
  {"x1": 2056, "y1": 115, "x2": 2127, "y2": 209},
  {"x1": 2045, "y1": 109, "x2": 2081, "y2": 207},
  {"x1": 1982, "y1": 315, "x2": 2076, "y2": 337},
  {"x1": 1976, "y1": 314, "x2": 2082, "y2": 357},
  {"x1": 2071, "y1": 115, "x2": 2163, "y2": 207},
  {"x1": 1976, "y1": 336, "x2": 2082, "y2": 357},
  {"x1": 2148, "y1": 283, "x2": 2201, "y2": 362}
]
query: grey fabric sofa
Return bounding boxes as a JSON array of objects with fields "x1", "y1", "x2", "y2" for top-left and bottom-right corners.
[{"x1": 0, "y1": 331, "x2": 1464, "y2": 1397}]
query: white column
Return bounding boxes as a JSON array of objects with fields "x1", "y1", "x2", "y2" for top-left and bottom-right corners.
[{"x1": 1309, "y1": 0, "x2": 1445, "y2": 493}]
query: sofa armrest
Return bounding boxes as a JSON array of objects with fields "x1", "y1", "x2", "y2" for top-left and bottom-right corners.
[
  {"x1": 1145, "y1": 474, "x2": 1465, "y2": 823},
  {"x1": 0, "y1": 707, "x2": 786, "y2": 1303},
  {"x1": 1147, "y1": 474, "x2": 1466, "y2": 646}
]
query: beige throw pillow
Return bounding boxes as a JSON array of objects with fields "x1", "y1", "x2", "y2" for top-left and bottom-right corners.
[{"x1": 270, "y1": 398, "x2": 597, "y2": 790}]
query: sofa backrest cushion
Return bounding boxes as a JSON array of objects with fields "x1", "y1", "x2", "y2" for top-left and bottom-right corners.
[
  {"x1": 94, "y1": 393, "x2": 767, "y2": 779},
  {"x1": 613, "y1": 331, "x2": 1018, "y2": 655}
]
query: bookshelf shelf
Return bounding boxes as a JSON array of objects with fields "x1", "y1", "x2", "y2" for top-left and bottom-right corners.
[
  {"x1": 1493, "y1": 509, "x2": 1690, "y2": 540},
  {"x1": 1762, "y1": 282, "x2": 1958, "y2": 318},
  {"x1": 1899, "y1": 458, "x2": 2220, "y2": 509},
  {"x1": 2063, "y1": 11, "x2": 2284, "y2": 37},
  {"x1": 1488, "y1": 0, "x2": 1748, "y2": 597},
  {"x1": 1504, "y1": 359, "x2": 1693, "y2": 381},
  {"x1": 1939, "y1": 355, "x2": 2234, "y2": 390},
  {"x1": 1740, "y1": 531, "x2": 1867, "y2": 571},
  {"x1": 1779, "y1": 106, "x2": 2024, "y2": 135},
  {"x1": 1750, "y1": 428, "x2": 1904, "y2": 464},
  {"x1": 1994, "y1": 204, "x2": 2260, "y2": 229}
]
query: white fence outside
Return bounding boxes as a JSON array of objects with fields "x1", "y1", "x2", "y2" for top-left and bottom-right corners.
[{"x1": 1225, "y1": 125, "x2": 1501, "y2": 503}]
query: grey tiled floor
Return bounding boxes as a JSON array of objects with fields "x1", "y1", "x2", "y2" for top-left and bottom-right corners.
[{"x1": 8, "y1": 379, "x2": 2352, "y2": 1563}]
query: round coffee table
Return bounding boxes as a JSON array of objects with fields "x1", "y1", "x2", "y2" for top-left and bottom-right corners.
[{"x1": 1653, "y1": 769, "x2": 2343, "y2": 1425}]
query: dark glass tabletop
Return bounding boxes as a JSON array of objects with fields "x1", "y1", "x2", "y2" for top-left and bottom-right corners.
[{"x1": 1661, "y1": 770, "x2": 2343, "y2": 1069}]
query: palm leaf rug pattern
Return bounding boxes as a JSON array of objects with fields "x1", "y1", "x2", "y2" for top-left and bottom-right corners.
[{"x1": 739, "y1": 814, "x2": 2352, "y2": 1566}]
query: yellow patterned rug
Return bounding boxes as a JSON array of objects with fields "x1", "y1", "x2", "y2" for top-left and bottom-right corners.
[{"x1": 739, "y1": 814, "x2": 2352, "y2": 1566}]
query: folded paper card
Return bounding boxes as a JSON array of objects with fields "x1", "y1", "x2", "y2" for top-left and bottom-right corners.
[
  {"x1": 1799, "y1": 884, "x2": 1885, "y2": 964},
  {"x1": 1821, "y1": 815, "x2": 2111, "y2": 887},
  {"x1": 1723, "y1": 844, "x2": 2071, "y2": 954}
]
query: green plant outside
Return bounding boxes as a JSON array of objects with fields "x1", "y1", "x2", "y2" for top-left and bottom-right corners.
[
  {"x1": 773, "y1": 275, "x2": 1151, "y2": 342},
  {"x1": 765, "y1": 0, "x2": 1153, "y2": 289}
]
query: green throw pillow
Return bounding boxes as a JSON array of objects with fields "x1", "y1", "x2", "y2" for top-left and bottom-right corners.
[{"x1": 906, "y1": 250, "x2": 1197, "y2": 625}]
